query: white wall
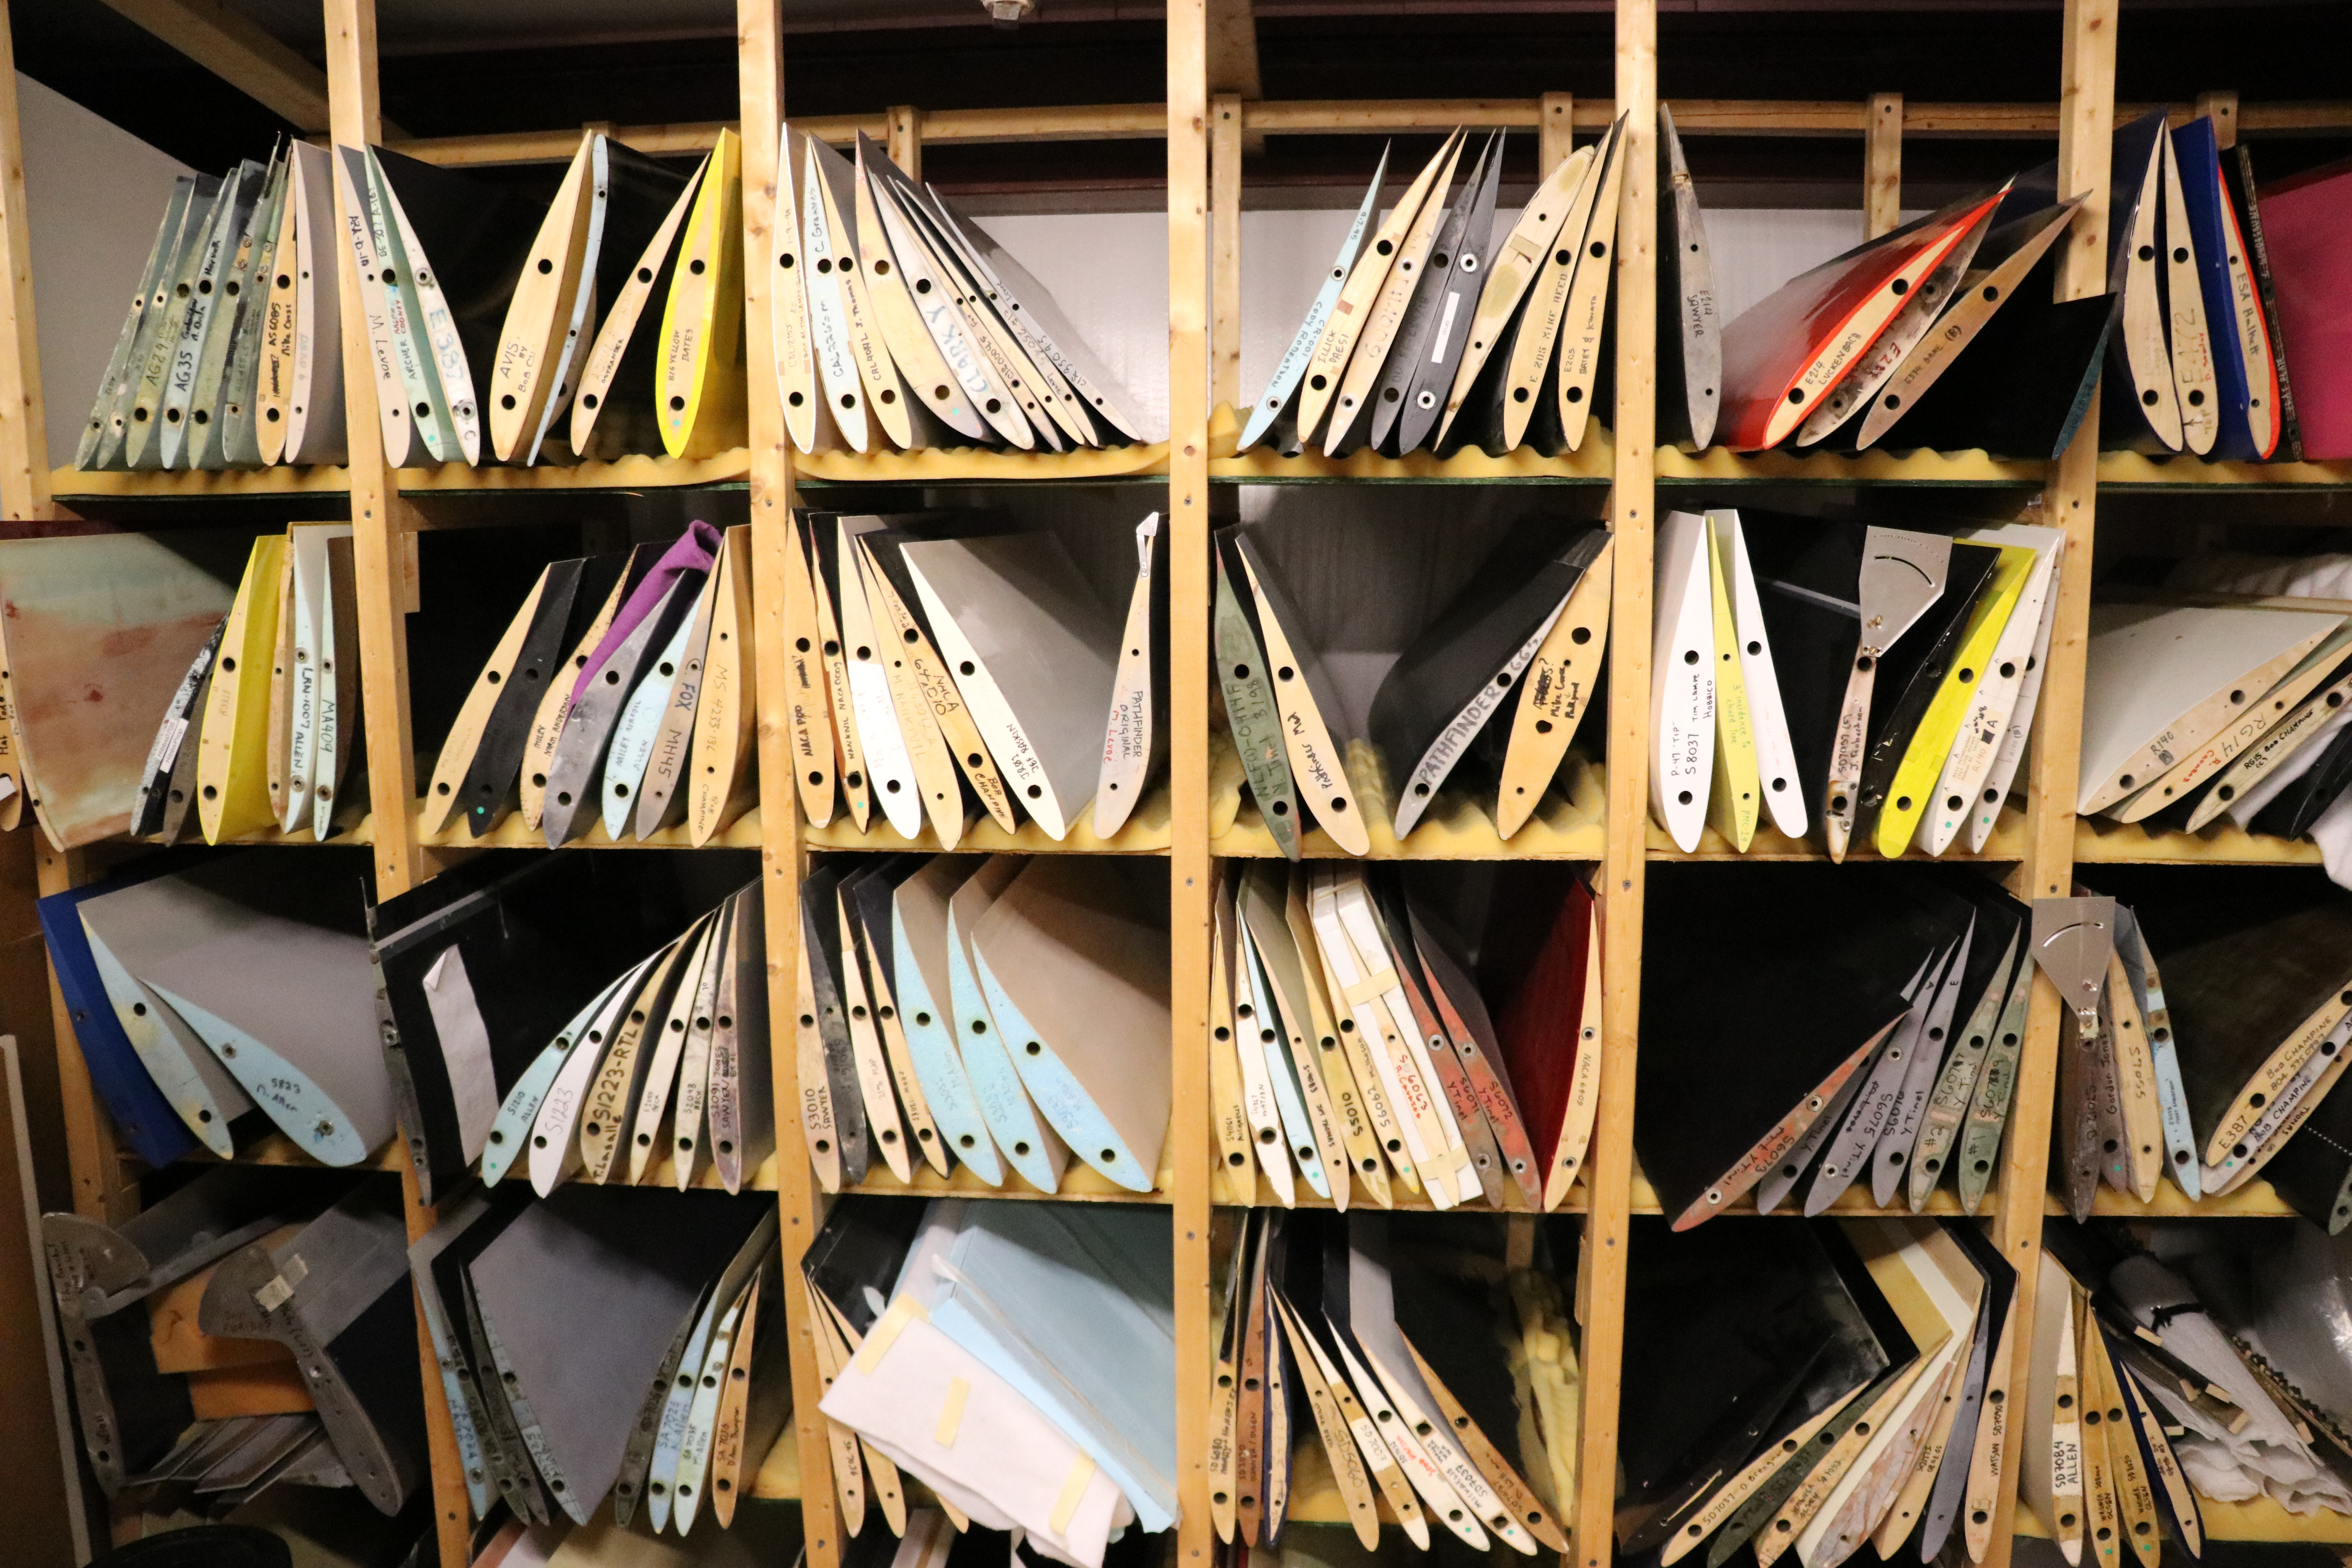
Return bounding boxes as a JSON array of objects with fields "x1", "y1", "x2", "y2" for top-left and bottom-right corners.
[
  {"x1": 16, "y1": 74, "x2": 196, "y2": 470},
  {"x1": 975, "y1": 210, "x2": 1172, "y2": 443}
]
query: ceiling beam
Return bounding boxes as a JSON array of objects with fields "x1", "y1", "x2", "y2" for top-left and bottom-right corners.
[
  {"x1": 92, "y1": 0, "x2": 405, "y2": 137},
  {"x1": 1207, "y1": 0, "x2": 1261, "y2": 99}
]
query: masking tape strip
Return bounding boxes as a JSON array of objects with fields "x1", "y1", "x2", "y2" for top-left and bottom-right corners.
[
  {"x1": 1050, "y1": 1452, "x2": 1098, "y2": 1533},
  {"x1": 936, "y1": 1376, "x2": 970, "y2": 1446}
]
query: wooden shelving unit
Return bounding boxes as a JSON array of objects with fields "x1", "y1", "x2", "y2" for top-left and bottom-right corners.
[{"x1": 5, "y1": 2, "x2": 2352, "y2": 1566}]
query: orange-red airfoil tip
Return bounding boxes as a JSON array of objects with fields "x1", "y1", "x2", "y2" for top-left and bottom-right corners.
[{"x1": 1717, "y1": 192, "x2": 2008, "y2": 452}]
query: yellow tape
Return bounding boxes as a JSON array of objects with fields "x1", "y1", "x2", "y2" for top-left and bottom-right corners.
[
  {"x1": 853, "y1": 1295, "x2": 926, "y2": 1375},
  {"x1": 935, "y1": 1376, "x2": 970, "y2": 1446},
  {"x1": 1049, "y1": 1452, "x2": 1098, "y2": 1533}
]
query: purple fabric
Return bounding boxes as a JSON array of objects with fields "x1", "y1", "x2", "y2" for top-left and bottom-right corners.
[{"x1": 570, "y1": 519, "x2": 722, "y2": 703}]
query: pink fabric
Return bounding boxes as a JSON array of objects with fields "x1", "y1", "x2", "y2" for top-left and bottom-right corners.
[
  {"x1": 568, "y1": 519, "x2": 721, "y2": 703},
  {"x1": 2263, "y1": 167, "x2": 2352, "y2": 460}
]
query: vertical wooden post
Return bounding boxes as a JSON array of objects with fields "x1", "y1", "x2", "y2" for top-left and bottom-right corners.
[
  {"x1": 1579, "y1": 3, "x2": 1654, "y2": 1565},
  {"x1": 2194, "y1": 89, "x2": 2238, "y2": 147},
  {"x1": 0, "y1": 0, "x2": 54, "y2": 521},
  {"x1": 739, "y1": 8, "x2": 839, "y2": 1568},
  {"x1": 887, "y1": 105, "x2": 922, "y2": 180},
  {"x1": 1210, "y1": 93, "x2": 1243, "y2": 417},
  {"x1": 1168, "y1": 10, "x2": 1216, "y2": 1568},
  {"x1": 323, "y1": 0, "x2": 423, "y2": 900},
  {"x1": 33, "y1": 843, "x2": 128, "y2": 1223},
  {"x1": 1986, "y1": 1, "x2": 2114, "y2": 1560},
  {"x1": 321, "y1": 8, "x2": 466, "y2": 1567},
  {"x1": 1541, "y1": 92, "x2": 1576, "y2": 178},
  {"x1": 1864, "y1": 92, "x2": 1903, "y2": 238}
]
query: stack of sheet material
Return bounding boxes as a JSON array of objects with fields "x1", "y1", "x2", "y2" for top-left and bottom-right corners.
[
  {"x1": 787, "y1": 509, "x2": 1162, "y2": 847},
  {"x1": 423, "y1": 522, "x2": 760, "y2": 847},
  {"x1": 374, "y1": 853, "x2": 767, "y2": 1204},
  {"x1": 2077, "y1": 600, "x2": 2351, "y2": 840},
  {"x1": 1208, "y1": 860, "x2": 1599, "y2": 1214},
  {"x1": 1240, "y1": 111, "x2": 1679, "y2": 461},
  {"x1": 2025, "y1": 1219, "x2": 2352, "y2": 1552},
  {"x1": 334, "y1": 132, "x2": 721, "y2": 467},
  {"x1": 1619, "y1": 1216, "x2": 2013, "y2": 1568},
  {"x1": 76, "y1": 143, "x2": 348, "y2": 472},
  {"x1": 807, "y1": 1197, "x2": 1171, "y2": 1568},
  {"x1": 796, "y1": 853, "x2": 1169, "y2": 1196},
  {"x1": 1204, "y1": 516, "x2": 1611, "y2": 855},
  {"x1": 1638, "y1": 864, "x2": 2033, "y2": 1224},
  {"x1": 2076, "y1": 552, "x2": 2352, "y2": 866},
  {"x1": 1646, "y1": 510, "x2": 2064, "y2": 860},
  {"x1": 414, "y1": 1189, "x2": 785, "y2": 1534},
  {"x1": 767, "y1": 126, "x2": 1154, "y2": 456},
  {"x1": 2043, "y1": 872, "x2": 2352, "y2": 1227},
  {"x1": 44, "y1": 850, "x2": 390, "y2": 1167},
  {"x1": 1717, "y1": 161, "x2": 2096, "y2": 459},
  {"x1": 42, "y1": 1169, "x2": 426, "y2": 1514},
  {"x1": 1209, "y1": 1209, "x2": 1577, "y2": 1557}
]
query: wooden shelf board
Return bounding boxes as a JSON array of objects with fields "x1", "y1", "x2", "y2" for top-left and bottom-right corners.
[
  {"x1": 1627, "y1": 1159, "x2": 1987, "y2": 1219},
  {"x1": 1616, "y1": 1174, "x2": 2295, "y2": 1220},
  {"x1": 2095, "y1": 450, "x2": 2352, "y2": 490},
  {"x1": 1212, "y1": 1164, "x2": 1590, "y2": 1212},
  {"x1": 1645, "y1": 811, "x2": 2325, "y2": 866},
  {"x1": 830, "y1": 1127, "x2": 1173, "y2": 1203},
  {"x1": 1646, "y1": 806, "x2": 2029, "y2": 861},
  {"x1": 2073, "y1": 816, "x2": 2323, "y2": 865},
  {"x1": 1657, "y1": 444, "x2": 2045, "y2": 487},
  {"x1": 1211, "y1": 741, "x2": 1607, "y2": 861},
  {"x1": 411, "y1": 804, "x2": 764, "y2": 851},
  {"x1": 751, "y1": 1426, "x2": 801, "y2": 1502},
  {"x1": 175, "y1": 1132, "x2": 410, "y2": 1172},
  {"x1": 793, "y1": 439, "x2": 1170, "y2": 484},
  {"x1": 804, "y1": 787, "x2": 1173, "y2": 855},
  {"x1": 52, "y1": 449, "x2": 752, "y2": 499},
  {"x1": 2066, "y1": 1176, "x2": 2295, "y2": 1218},
  {"x1": 1648, "y1": 446, "x2": 2352, "y2": 490},
  {"x1": 1208, "y1": 405, "x2": 1615, "y2": 484},
  {"x1": 100, "y1": 804, "x2": 379, "y2": 849},
  {"x1": 645, "y1": 1149, "x2": 782, "y2": 1193},
  {"x1": 456, "y1": 1151, "x2": 780, "y2": 1195}
]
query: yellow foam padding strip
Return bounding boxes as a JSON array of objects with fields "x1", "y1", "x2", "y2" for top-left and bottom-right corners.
[
  {"x1": 936, "y1": 1377, "x2": 970, "y2": 1447},
  {"x1": 854, "y1": 1295, "x2": 927, "y2": 1376},
  {"x1": 1051, "y1": 1452, "x2": 1098, "y2": 1533}
]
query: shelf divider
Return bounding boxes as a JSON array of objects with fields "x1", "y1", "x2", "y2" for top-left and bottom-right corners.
[
  {"x1": 321, "y1": 4, "x2": 471, "y2": 1565},
  {"x1": 735, "y1": 6, "x2": 846, "y2": 1567},
  {"x1": 1578, "y1": 2, "x2": 1658, "y2": 1563},
  {"x1": 1169, "y1": 10, "x2": 1220, "y2": 1568},
  {"x1": 1985, "y1": 4, "x2": 2120, "y2": 1567}
]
